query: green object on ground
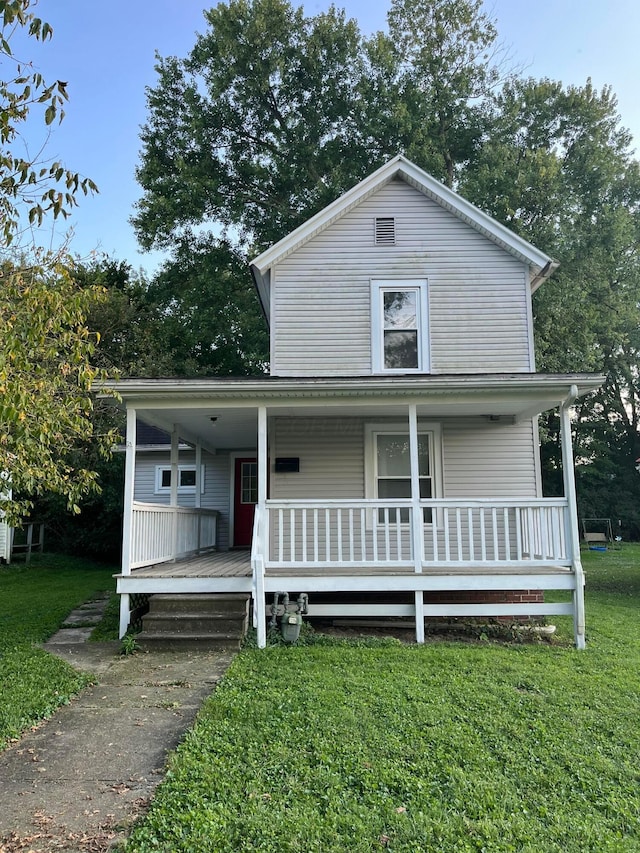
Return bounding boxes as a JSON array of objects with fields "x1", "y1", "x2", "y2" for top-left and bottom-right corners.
[
  {"x1": 125, "y1": 546, "x2": 640, "y2": 853},
  {"x1": 0, "y1": 554, "x2": 117, "y2": 748}
]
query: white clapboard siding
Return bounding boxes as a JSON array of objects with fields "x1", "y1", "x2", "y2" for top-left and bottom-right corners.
[
  {"x1": 0, "y1": 519, "x2": 10, "y2": 563},
  {"x1": 133, "y1": 451, "x2": 231, "y2": 550},
  {"x1": 271, "y1": 417, "x2": 364, "y2": 500},
  {"x1": 272, "y1": 178, "x2": 532, "y2": 376},
  {"x1": 443, "y1": 418, "x2": 538, "y2": 497},
  {"x1": 273, "y1": 416, "x2": 537, "y2": 501}
]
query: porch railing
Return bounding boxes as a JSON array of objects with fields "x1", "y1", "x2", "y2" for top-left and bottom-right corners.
[
  {"x1": 264, "y1": 498, "x2": 570, "y2": 569},
  {"x1": 129, "y1": 501, "x2": 219, "y2": 571}
]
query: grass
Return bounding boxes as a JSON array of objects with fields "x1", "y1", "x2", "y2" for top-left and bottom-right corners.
[
  {"x1": 0, "y1": 553, "x2": 117, "y2": 749},
  {"x1": 125, "y1": 545, "x2": 640, "y2": 853}
]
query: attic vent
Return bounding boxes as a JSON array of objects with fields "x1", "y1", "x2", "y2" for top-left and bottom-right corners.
[{"x1": 374, "y1": 217, "x2": 396, "y2": 246}]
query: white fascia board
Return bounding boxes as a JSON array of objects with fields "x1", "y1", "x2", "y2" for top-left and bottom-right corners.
[
  {"x1": 250, "y1": 155, "x2": 557, "y2": 285},
  {"x1": 106, "y1": 373, "x2": 604, "y2": 405}
]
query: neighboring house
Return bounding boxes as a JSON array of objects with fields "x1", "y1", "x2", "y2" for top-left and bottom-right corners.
[
  {"x1": 111, "y1": 155, "x2": 603, "y2": 648},
  {"x1": 0, "y1": 483, "x2": 12, "y2": 563},
  {"x1": 0, "y1": 518, "x2": 11, "y2": 564}
]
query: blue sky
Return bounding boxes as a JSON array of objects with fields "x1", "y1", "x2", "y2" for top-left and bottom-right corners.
[{"x1": 13, "y1": 0, "x2": 640, "y2": 272}]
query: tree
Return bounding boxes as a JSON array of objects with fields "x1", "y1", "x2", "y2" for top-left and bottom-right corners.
[
  {"x1": 385, "y1": 0, "x2": 500, "y2": 186},
  {"x1": 145, "y1": 237, "x2": 269, "y2": 376},
  {"x1": 0, "y1": 0, "x2": 96, "y2": 246},
  {"x1": 134, "y1": 0, "x2": 380, "y2": 253},
  {"x1": 0, "y1": 1, "x2": 116, "y2": 527},
  {"x1": 133, "y1": 0, "x2": 504, "y2": 253},
  {"x1": 0, "y1": 259, "x2": 116, "y2": 526},
  {"x1": 462, "y1": 77, "x2": 640, "y2": 535}
]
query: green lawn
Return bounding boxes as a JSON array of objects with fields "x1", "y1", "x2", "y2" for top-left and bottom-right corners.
[
  {"x1": 125, "y1": 546, "x2": 640, "y2": 853},
  {"x1": 0, "y1": 554, "x2": 117, "y2": 749}
]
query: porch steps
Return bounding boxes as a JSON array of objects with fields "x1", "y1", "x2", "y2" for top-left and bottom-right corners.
[{"x1": 137, "y1": 593, "x2": 250, "y2": 651}]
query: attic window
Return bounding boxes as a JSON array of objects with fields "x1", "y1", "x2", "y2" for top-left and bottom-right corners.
[{"x1": 374, "y1": 217, "x2": 396, "y2": 246}]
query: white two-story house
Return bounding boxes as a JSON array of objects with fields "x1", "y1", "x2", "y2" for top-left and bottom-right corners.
[{"x1": 111, "y1": 156, "x2": 603, "y2": 648}]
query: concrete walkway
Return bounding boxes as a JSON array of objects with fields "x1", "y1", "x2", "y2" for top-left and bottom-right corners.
[{"x1": 0, "y1": 599, "x2": 235, "y2": 852}]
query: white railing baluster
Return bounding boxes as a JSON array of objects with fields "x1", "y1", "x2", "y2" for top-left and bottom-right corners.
[
  {"x1": 527, "y1": 507, "x2": 535, "y2": 561},
  {"x1": 456, "y1": 509, "x2": 463, "y2": 561},
  {"x1": 349, "y1": 509, "x2": 354, "y2": 562},
  {"x1": 431, "y1": 511, "x2": 438, "y2": 561},
  {"x1": 290, "y1": 508, "x2": 295, "y2": 562},
  {"x1": 480, "y1": 508, "x2": 486, "y2": 561},
  {"x1": 396, "y1": 510, "x2": 403, "y2": 560},
  {"x1": 444, "y1": 508, "x2": 450, "y2": 561},
  {"x1": 325, "y1": 508, "x2": 331, "y2": 561},
  {"x1": 360, "y1": 508, "x2": 367, "y2": 561},
  {"x1": 278, "y1": 509, "x2": 284, "y2": 562},
  {"x1": 383, "y1": 508, "x2": 391, "y2": 561},
  {"x1": 467, "y1": 508, "x2": 474, "y2": 561},
  {"x1": 541, "y1": 507, "x2": 549, "y2": 559},
  {"x1": 504, "y1": 508, "x2": 511, "y2": 560},
  {"x1": 337, "y1": 509, "x2": 343, "y2": 562},
  {"x1": 314, "y1": 509, "x2": 319, "y2": 562},
  {"x1": 302, "y1": 508, "x2": 307, "y2": 562},
  {"x1": 491, "y1": 508, "x2": 499, "y2": 560}
]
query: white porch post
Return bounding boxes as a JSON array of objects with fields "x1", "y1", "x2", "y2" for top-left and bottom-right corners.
[
  {"x1": 560, "y1": 385, "x2": 585, "y2": 649},
  {"x1": 409, "y1": 404, "x2": 425, "y2": 643},
  {"x1": 257, "y1": 406, "x2": 268, "y2": 648},
  {"x1": 195, "y1": 441, "x2": 202, "y2": 509},
  {"x1": 170, "y1": 425, "x2": 179, "y2": 559},
  {"x1": 195, "y1": 440, "x2": 202, "y2": 550},
  {"x1": 119, "y1": 407, "x2": 136, "y2": 638}
]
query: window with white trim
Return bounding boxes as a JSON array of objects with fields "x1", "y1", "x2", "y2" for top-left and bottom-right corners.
[
  {"x1": 371, "y1": 280, "x2": 429, "y2": 373},
  {"x1": 365, "y1": 424, "x2": 441, "y2": 523},
  {"x1": 155, "y1": 465, "x2": 205, "y2": 494}
]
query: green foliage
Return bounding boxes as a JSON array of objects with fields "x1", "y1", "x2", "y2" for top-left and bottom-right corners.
[
  {"x1": 0, "y1": 0, "x2": 97, "y2": 246},
  {"x1": 0, "y1": 3, "x2": 118, "y2": 528},
  {"x1": 120, "y1": 632, "x2": 140, "y2": 656},
  {"x1": 0, "y1": 260, "x2": 119, "y2": 526},
  {"x1": 134, "y1": 0, "x2": 376, "y2": 252},
  {"x1": 461, "y1": 77, "x2": 640, "y2": 532},
  {"x1": 133, "y1": 0, "x2": 505, "y2": 254},
  {"x1": 145, "y1": 237, "x2": 268, "y2": 375},
  {"x1": 386, "y1": 0, "x2": 499, "y2": 186},
  {"x1": 88, "y1": 592, "x2": 120, "y2": 642},
  {"x1": 125, "y1": 548, "x2": 640, "y2": 852},
  {"x1": 0, "y1": 554, "x2": 116, "y2": 748}
]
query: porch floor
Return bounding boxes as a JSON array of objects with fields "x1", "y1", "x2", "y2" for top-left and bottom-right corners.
[
  {"x1": 118, "y1": 551, "x2": 574, "y2": 581},
  {"x1": 121, "y1": 550, "x2": 252, "y2": 579}
]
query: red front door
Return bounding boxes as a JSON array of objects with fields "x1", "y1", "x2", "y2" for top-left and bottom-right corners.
[{"x1": 233, "y1": 457, "x2": 258, "y2": 547}]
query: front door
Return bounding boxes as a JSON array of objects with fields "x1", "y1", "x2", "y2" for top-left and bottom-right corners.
[{"x1": 233, "y1": 457, "x2": 258, "y2": 547}]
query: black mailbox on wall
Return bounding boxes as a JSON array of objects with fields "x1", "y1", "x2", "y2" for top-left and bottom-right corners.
[{"x1": 274, "y1": 457, "x2": 300, "y2": 473}]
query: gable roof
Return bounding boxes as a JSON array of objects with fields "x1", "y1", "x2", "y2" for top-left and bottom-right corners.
[{"x1": 250, "y1": 155, "x2": 558, "y2": 318}]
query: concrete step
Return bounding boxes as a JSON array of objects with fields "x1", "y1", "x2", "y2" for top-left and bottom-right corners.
[
  {"x1": 135, "y1": 632, "x2": 244, "y2": 652},
  {"x1": 139, "y1": 593, "x2": 251, "y2": 651},
  {"x1": 142, "y1": 613, "x2": 248, "y2": 634},
  {"x1": 147, "y1": 593, "x2": 250, "y2": 616}
]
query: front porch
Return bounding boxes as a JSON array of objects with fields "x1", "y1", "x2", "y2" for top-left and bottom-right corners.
[
  {"x1": 117, "y1": 494, "x2": 582, "y2": 645},
  {"x1": 112, "y1": 374, "x2": 599, "y2": 648}
]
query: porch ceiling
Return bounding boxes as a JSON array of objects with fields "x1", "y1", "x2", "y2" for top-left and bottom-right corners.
[{"x1": 110, "y1": 373, "x2": 604, "y2": 450}]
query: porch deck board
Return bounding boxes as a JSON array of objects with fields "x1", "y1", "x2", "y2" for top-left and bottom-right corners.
[
  {"x1": 124, "y1": 550, "x2": 252, "y2": 579},
  {"x1": 120, "y1": 552, "x2": 573, "y2": 581}
]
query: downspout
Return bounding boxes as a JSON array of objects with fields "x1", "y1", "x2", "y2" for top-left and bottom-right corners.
[{"x1": 560, "y1": 384, "x2": 585, "y2": 648}]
